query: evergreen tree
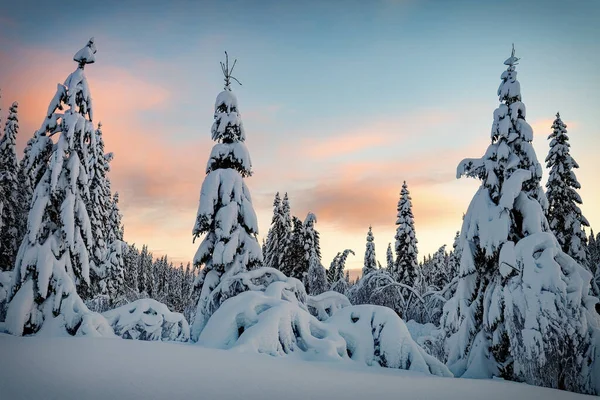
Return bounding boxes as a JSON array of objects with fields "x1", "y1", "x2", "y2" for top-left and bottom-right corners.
[
  {"x1": 101, "y1": 192, "x2": 125, "y2": 305},
  {"x1": 333, "y1": 249, "x2": 355, "y2": 283},
  {"x1": 190, "y1": 53, "x2": 262, "y2": 340},
  {"x1": 265, "y1": 192, "x2": 292, "y2": 273},
  {"x1": 440, "y1": 46, "x2": 598, "y2": 393},
  {"x1": 386, "y1": 243, "x2": 394, "y2": 272},
  {"x1": 363, "y1": 226, "x2": 377, "y2": 276},
  {"x1": 87, "y1": 121, "x2": 113, "y2": 292},
  {"x1": 0, "y1": 101, "x2": 20, "y2": 271},
  {"x1": 303, "y1": 212, "x2": 327, "y2": 295},
  {"x1": 327, "y1": 252, "x2": 341, "y2": 283},
  {"x1": 5, "y1": 38, "x2": 111, "y2": 336},
  {"x1": 264, "y1": 192, "x2": 281, "y2": 270},
  {"x1": 288, "y1": 216, "x2": 306, "y2": 280},
  {"x1": 123, "y1": 243, "x2": 139, "y2": 295},
  {"x1": 393, "y1": 181, "x2": 418, "y2": 286},
  {"x1": 345, "y1": 269, "x2": 350, "y2": 284},
  {"x1": 545, "y1": 113, "x2": 589, "y2": 267},
  {"x1": 138, "y1": 245, "x2": 152, "y2": 295}
]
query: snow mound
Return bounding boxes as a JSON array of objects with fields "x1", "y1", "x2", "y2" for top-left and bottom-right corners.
[
  {"x1": 199, "y1": 290, "x2": 347, "y2": 360},
  {"x1": 327, "y1": 306, "x2": 452, "y2": 377},
  {"x1": 191, "y1": 267, "x2": 305, "y2": 340},
  {"x1": 199, "y1": 280, "x2": 451, "y2": 377},
  {"x1": 103, "y1": 299, "x2": 189, "y2": 342},
  {"x1": 307, "y1": 291, "x2": 351, "y2": 321}
]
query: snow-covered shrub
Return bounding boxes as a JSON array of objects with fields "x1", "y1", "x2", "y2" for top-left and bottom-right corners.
[
  {"x1": 346, "y1": 271, "x2": 395, "y2": 306},
  {"x1": 306, "y1": 291, "x2": 351, "y2": 321},
  {"x1": 191, "y1": 267, "x2": 306, "y2": 340},
  {"x1": 103, "y1": 299, "x2": 189, "y2": 342},
  {"x1": 199, "y1": 284, "x2": 451, "y2": 377},
  {"x1": 329, "y1": 278, "x2": 348, "y2": 295},
  {"x1": 327, "y1": 305, "x2": 452, "y2": 377}
]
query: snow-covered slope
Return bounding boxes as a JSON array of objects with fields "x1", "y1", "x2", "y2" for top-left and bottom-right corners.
[{"x1": 0, "y1": 334, "x2": 593, "y2": 400}]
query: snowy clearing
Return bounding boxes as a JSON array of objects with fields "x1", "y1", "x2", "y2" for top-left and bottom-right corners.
[{"x1": 0, "y1": 334, "x2": 593, "y2": 400}]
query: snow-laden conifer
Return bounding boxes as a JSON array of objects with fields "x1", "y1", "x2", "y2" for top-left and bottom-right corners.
[
  {"x1": 363, "y1": 226, "x2": 377, "y2": 276},
  {"x1": 288, "y1": 216, "x2": 307, "y2": 280},
  {"x1": 265, "y1": 192, "x2": 292, "y2": 273},
  {"x1": 5, "y1": 38, "x2": 113, "y2": 336},
  {"x1": 101, "y1": 192, "x2": 125, "y2": 305},
  {"x1": 87, "y1": 121, "x2": 114, "y2": 291},
  {"x1": 393, "y1": 181, "x2": 418, "y2": 286},
  {"x1": 545, "y1": 113, "x2": 589, "y2": 267},
  {"x1": 303, "y1": 213, "x2": 327, "y2": 295},
  {"x1": 0, "y1": 101, "x2": 20, "y2": 271},
  {"x1": 440, "y1": 46, "x2": 599, "y2": 393},
  {"x1": 386, "y1": 243, "x2": 394, "y2": 272},
  {"x1": 190, "y1": 53, "x2": 262, "y2": 340}
]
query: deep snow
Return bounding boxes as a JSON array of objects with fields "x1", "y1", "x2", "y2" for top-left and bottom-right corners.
[{"x1": 0, "y1": 333, "x2": 593, "y2": 400}]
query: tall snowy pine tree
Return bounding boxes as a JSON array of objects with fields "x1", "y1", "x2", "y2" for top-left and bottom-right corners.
[
  {"x1": 386, "y1": 243, "x2": 394, "y2": 272},
  {"x1": 393, "y1": 181, "x2": 418, "y2": 286},
  {"x1": 440, "y1": 46, "x2": 599, "y2": 394},
  {"x1": 264, "y1": 192, "x2": 292, "y2": 273},
  {"x1": 0, "y1": 101, "x2": 21, "y2": 271},
  {"x1": 303, "y1": 212, "x2": 327, "y2": 295},
  {"x1": 545, "y1": 113, "x2": 590, "y2": 267},
  {"x1": 86, "y1": 121, "x2": 114, "y2": 295},
  {"x1": 363, "y1": 226, "x2": 377, "y2": 276},
  {"x1": 5, "y1": 38, "x2": 112, "y2": 336},
  {"x1": 190, "y1": 53, "x2": 262, "y2": 340}
]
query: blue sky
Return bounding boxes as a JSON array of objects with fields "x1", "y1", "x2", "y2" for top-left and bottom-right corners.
[{"x1": 1, "y1": 0, "x2": 599, "y2": 274}]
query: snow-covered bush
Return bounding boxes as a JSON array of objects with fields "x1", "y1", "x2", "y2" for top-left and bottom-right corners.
[
  {"x1": 198, "y1": 280, "x2": 452, "y2": 377},
  {"x1": 346, "y1": 271, "x2": 395, "y2": 306},
  {"x1": 103, "y1": 299, "x2": 189, "y2": 342},
  {"x1": 191, "y1": 267, "x2": 305, "y2": 340},
  {"x1": 306, "y1": 291, "x2": 351, "y2": 321},
  {"x1": 327, "y1": 305, "x2": 452, "y2": 376}
]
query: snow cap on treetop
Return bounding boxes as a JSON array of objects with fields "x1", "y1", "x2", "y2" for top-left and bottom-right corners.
[{"x1": 73, "y1": 37, "x2": 97, "y2": 66}]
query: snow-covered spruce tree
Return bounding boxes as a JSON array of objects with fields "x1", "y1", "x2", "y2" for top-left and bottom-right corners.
[
  {"x1": 123, "y1": 243, "x2": 139, "y2": 299},
  {"x1": 138, "y1": 245, "x2": 152, "y2": 295},
  {"x1": 5, "y1": 38, "x2": 113, "y2": 336},
  {"x1": 327, "y1": 252, "x2": 341, "y2": 283},
  {"x1": 303, "y1": 212, "x2": 327, "y2": 295},
  {"x1": 190, "y1": 53, "x2": 262, "y2": 340},
  {"x1": 545, "y1": 113, "x2": 590, "y2": 267},
  {"x1": 288, "y1": 215, "x2": 307, "y2": 280},
  {"x1": 428, "y1": 245, "x2": 449, "y2": 291},
  {"x1": 0, "y1": 101, "x2": 20, "y2": 271},
  {"x1": 363, "y1": 226, "x2": 377, "y2": 276},
  {"x1": 100, "y1": 192, "x2": 125, "y2": 306},
  {"x1": 264, "y1": 192, "x2": 281, "y2": 270},
  {"x1": 440, "y1": 46, "x2": 599, "y2": 394},
  {"x1": 393, "y1": 181, "x2": 418, "y2": 286},
  {"x1": 330, "y1": 249, "x2": 354, "y2": 294},
  {"x1": 265, "y1": 192, "x2": 292, "y2": 273},
  {"x1": 86, "y1": 121, "x2": 114, "y2": 294},
  {"x1": 386, "y1": 243, "x2": 394, "y2": 272}
]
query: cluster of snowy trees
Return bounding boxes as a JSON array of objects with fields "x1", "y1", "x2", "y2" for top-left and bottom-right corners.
[
  {"x1": 0, "y1": 42, "x2": 598, "y2": 395},
  {"x1": 0, "y1": 39, "x2": 195, "y2": 334}
]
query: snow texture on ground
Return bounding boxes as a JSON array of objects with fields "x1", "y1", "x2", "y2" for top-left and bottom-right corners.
[{"x1": 0, "y1": 333, "x2": 593, "y2": 400}]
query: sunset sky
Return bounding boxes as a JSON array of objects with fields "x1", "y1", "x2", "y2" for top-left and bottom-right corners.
[{"x1": 0, "y1": 0, "x2": 599, "y2": 276}]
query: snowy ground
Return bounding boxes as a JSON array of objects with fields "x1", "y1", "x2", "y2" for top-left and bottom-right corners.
[{"x1": 0, "y1": 333, "x2": 593, "y2": 400}]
